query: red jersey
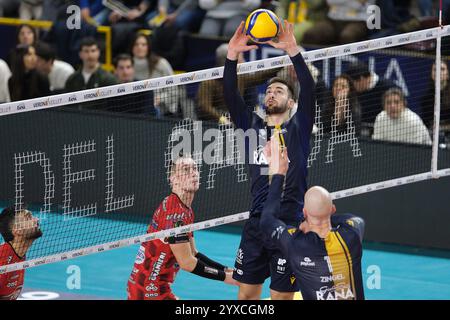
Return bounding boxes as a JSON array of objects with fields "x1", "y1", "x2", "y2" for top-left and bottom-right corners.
[
  {"x1": 127, "y1": 193, "x2": 194, "y2": 300},
  {"x1": 0, "y1": 243, "x2": 25, "y2": 300}
]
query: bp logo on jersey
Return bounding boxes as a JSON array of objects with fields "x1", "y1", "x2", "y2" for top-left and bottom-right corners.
[{"x1": 135, "y1": 246, "x2": 146, "y2": 264}]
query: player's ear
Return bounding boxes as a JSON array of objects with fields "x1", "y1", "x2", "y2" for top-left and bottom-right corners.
[
  {"x1": 288, "y1": 98, "x2": 295, "y2": 109},
  {"x1": 331, "y1": 204, "x2": 336, "y2": 215},
  {"x1": 303, "y1": 208, "x2": 308, "y2": 219}
]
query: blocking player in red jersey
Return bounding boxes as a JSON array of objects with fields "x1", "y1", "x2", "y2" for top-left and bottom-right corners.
[
  {"x1": 0, "y1": 207, "x2": 43, "y2": 300},
  {"x1": 127, "y1": 155, "x2": 237, "y2": 300}
]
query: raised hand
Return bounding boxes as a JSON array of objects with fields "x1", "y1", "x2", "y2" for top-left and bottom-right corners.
[
  {"x1": 227, "y1": 21, "x2": 258, "y2": 61},
  {"x1": 266, "y1": 134, "x2": 289, "y2": 176},
  {"x1": 267, "y1": 20, "x2": 300, "y2": 57}
]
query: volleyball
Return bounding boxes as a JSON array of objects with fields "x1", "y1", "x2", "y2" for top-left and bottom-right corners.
[{"x1": 245, "y1": 9, "x2": 281, "y2": 43}]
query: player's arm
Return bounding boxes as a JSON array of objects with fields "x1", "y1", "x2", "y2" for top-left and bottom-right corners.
[
  {"x1": 224, "y1": 22, "x2": 258, "y2": 130},
  {"x1": 189, "y1": 237, "x2": 228, "y2": 271},
  {"x1": 259, "y1": 139, "x2": 292, "y2": 255},
  {"x1": 331, "y1": 214, "x2": 365, "y2": 242},
  {"x1": 268, "y1": 21, "x2": 315, "y2": 140},
  {"x1": 168, "y1": 234, "x2": 235, "y2": 284}
]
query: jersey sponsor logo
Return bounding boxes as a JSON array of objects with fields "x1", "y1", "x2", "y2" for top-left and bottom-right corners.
[
  {"x1": 135, "y1": 246, "x2": 146, "y2": 265},
  {"x1": 300, "y1": 257, "x2": 316, "y2": 267},
  {"x1": 145, "y1": 293, "x2": 159, "y2": 298},
  {"x1": 235, "y1": 249, "x2": 244, "y2": 265},
  {"x1": 271, "y1": 226, "x2": 285, "y2": 240},
  {"x1": 287, "y1": 228, "x2": 296, "y2": 235},
  {"x1": 253, "y1": 145, "x2": 268, "y2": 165},
  {"x1": 146, "y1": 283, "x2": 158, "y2": 292},
  {"x1": 166, "y1": 213, "x2": 186, "y2": 221},
  {"x1": 235, "y1": 268, "x2": 243, "y2": 276},
  {"x1": 277, "y1": 259, "x2": 287, "y2": 266},
  {"x1": 316, "y1": 284, "x2": 354, "y2": 300},
  {"x1": 150, "y1": 252, "x2": 167, "y2": 281},
  {"x1": 150, "y1": 219, "x2": 158, "y2": 230},
  {"x1": 277, "y1": 258, "x2": 287, "y2": 274},
  {"x1": 320, "y1": 274, "x2": 345, "y2": 283},
  {"x1": 290, "y1": 275, "x2": 296, "y2": 285}
]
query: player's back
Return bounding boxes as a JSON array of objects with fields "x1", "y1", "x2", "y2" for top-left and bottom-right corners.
[{"x1": 288, "y1": 221, "x2": 364, "y2": 300}]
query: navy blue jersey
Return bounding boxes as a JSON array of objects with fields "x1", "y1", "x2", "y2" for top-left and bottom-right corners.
[
  {"x1": 223, "y1": 53, "x2": 315, "y2": 224},
  {"x1": 260, "y1": 175, "x2": 365, "y2": 300}
]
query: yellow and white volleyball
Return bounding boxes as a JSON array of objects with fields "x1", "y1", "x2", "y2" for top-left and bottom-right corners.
[{"x1": 245, "y1": 9, "x2": 281, "y2": 43}]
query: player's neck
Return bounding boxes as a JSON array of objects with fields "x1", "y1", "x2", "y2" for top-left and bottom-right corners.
[
  {"x1": 173, "y1": 190, "x2": 194, "y2": 208},
  {"x1": 9, "y1": 239, "x2": 32, "y2": 259},
  {"x1": 307, "y1": 218, "x2": 332, "y2": 238},
  {"x1": 266, "y1": 111, "x2": 290, "y2": 126}
]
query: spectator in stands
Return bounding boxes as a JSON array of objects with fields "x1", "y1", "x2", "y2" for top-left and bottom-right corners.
[
  {"x1": 19, "y1": 0, "x2": 43, "y2": 20},
  {"x1": 104, "y1": 0, "x2": 153, "y2": 56},
  {"x1": 65, "y1": 37, "x2": 117, "y2": 92},
  {"x1": 42, "y1": 2, "x2": 97, "y2": 67},
  {"x1": 345, "y1": 61, "x2": 396, "y2": 125},
  {"x1": 7, "y1": 24, "x2": 38, "y2": 67},
  {"x1": 196, "y1": 43, "x2": 278, "y2": 123},
  {"x1": 111, "y1": 53, "x2": 158, "y2": 115},
  {"x1": 108, "y1": 0, "x2": 151, "y2": 24},
  {"x1": 369, "y1": 0, "x2": 420, "y2": 39},
  {"x1": 8, "y1": 44, "x2": 50, "y2": 101},
  {"x1": 16, "y1": 24, "x2": 37, "y2": 46},
  {"x1": 275, "y1": 0, "x2": 328, "y2": 43},
  {"x1": 0, "y1": 59, "x2": 12, "y2": 103},
  {"x1": 322, "y1": 74, "x2": 361, "y2": 135},
  {"x1": 130, "y1": 32, "x2": 195, "y2": 118},
  {"x1": 80, "y1": 0, "x2": 111, "y2": 26},
  {"x1": 302, "y1": 0, "x2": 372, "y2": 45},
  {"x1": 114, "y1": 54, "x2": 136, "y2": 83},
  {"x1": 35, "y1": 41, "x2": 74, "y2": 94},
  {"x1": 198, "y1": 0, "x2": 260, "y2": 38},
  {"x1": 145, "y1": 0, "x2": 205, "y2": 32},
  {"x1": 130, "y1": 32, "x2": 173, "y2": 81},
  {"x1": 421, "y1": 60, "x2": 450, "y2": 129},
  {"x1": 373, "y1": 88, "x2": 431, "y2": 145}
]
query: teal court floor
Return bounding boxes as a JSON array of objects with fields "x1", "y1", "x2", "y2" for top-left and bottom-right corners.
[{"x1": 17, "y1": 225, "x2": 450, "y2": 300}]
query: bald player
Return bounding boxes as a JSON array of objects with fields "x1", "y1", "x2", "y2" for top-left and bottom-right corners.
[{"x1": 260, "y1": 137, "x2": 365, "y2": 300}]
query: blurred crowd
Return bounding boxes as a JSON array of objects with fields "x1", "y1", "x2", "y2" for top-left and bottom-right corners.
[{"x1": 0, "y1": 0, "x2": 449, "y2": 145}]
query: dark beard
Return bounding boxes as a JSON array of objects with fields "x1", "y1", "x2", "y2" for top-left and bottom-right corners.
[
  {"x1": 266, "y1": 103, "x2": 289, "y2": 115},
  {"x1": 27, "y1": 228, "x2": 43, "y2": 240}
]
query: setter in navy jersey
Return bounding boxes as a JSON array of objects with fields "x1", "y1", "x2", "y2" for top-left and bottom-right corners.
[
  {"x1": 260, "y1": 140, "x2": 364, "y2": 300},
  {"x1": 224, "y1": 21, "x2": 315, "y2": 299},
  {"x1": 0, "y1": 208, "x2": 42, "y2": 300},
  {"x1": 127, "y1": 156, "x2": 237, "y2": 300}
]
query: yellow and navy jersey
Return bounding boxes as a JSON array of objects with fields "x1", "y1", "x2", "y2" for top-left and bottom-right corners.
[{"x1": 260, "y1": 175, "x2": 365, "y2": 300}]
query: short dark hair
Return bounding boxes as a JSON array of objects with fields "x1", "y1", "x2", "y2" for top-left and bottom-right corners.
[
  {"x1": 79, "y1": 37, "x2": 99, "y2": 52},
  {"x1": 383, "y1": 88, "x2": 407, "y2": 106},
  {"x1": 113, "y1": 54, "x2": 134, "y2": 68},
  {"x1": 346, "y1": 62, "x2": 371, "y2": 80},
  {"x1": 267, "y1": 77, "x2": 296, "y2": 101},
  {"x1": 0, "y1": 207, "x2": 16, "y2": 242},
  {"x1": 35, "y1": 41, "x2": 56, "y2": 62}
]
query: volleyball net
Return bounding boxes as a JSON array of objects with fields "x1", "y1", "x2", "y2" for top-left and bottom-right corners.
[{"x1": 1, "y1": 26, "x2": 450, "y2": 274}]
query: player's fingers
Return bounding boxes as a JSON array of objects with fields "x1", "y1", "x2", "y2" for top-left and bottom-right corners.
[
  {"x1": 234, "y1": 21, "x2": 244, "y2": 38},
  {"x1": 267, "y1": 40, "x2": 281, "y2": 48},
  {"x1": 280, "y1": 19, "x2": 286, "y2": 34}
]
